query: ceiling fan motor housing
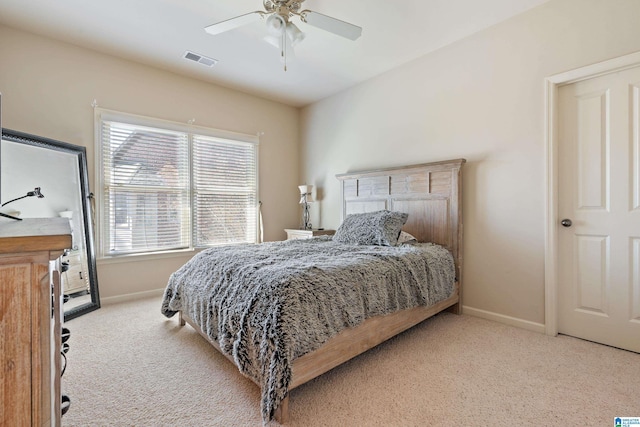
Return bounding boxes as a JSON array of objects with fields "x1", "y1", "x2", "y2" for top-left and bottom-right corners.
[{"x1": 263, "y1": 0, "x2": 303, "y2": 16}]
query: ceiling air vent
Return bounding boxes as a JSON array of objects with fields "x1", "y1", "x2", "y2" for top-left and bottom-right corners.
[{"x1": 183, "y1": 51, "x2": 218, "y2": 67}]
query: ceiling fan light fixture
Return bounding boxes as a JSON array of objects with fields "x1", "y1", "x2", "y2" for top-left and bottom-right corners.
[
  {"x1": 263, "y1": 35, "x2": 297, "y2": 65},
  {"x1": 266, "y1": 13, "x2": 286, "y2": 35},
  {"x1": 286, "y1": 22, "x2": 305, "y2": 46},
  {"x1": 263, "y1": 35, "x2": 281, "y2": 49}
]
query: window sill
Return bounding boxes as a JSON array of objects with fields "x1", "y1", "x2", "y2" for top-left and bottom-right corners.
[{"x1": 97, "y1": 248, "x2": 199, "y2": 265}]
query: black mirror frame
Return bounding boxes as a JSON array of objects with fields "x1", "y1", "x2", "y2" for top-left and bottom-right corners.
[{"x1": 1, "y1": 128, "x2": 100, "y2": 320}]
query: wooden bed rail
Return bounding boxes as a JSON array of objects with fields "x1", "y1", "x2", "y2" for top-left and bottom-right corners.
[{"x1": 177, "y1": 285, "x2": 458, "y2": 424}]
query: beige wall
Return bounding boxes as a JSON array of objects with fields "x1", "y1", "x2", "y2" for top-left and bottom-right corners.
[
  {"x1": 300, "y1": 0, "x2": 640, "y2": 326},
  {"x1": 2, "y1": 0, "x2": 639, "y2": 325},
  {"x1": 0, "y1": 24, "x2": 300, "y2": 299}
]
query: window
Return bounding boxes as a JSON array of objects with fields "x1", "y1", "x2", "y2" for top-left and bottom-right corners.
[{"x1": 96, "y1": 109, "x2": 258, "y2": 257}]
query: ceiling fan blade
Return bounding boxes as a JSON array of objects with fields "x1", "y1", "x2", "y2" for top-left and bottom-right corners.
[
  {"x1": 300, "y1": 10, "x2": 362, "y2": 41},
  {"x1": 204, "y1": 12, "x2": 264, "y2": 36}
]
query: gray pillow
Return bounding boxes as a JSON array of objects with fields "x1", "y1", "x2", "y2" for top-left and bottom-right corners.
[{"x1": 333, "y1": 210, "x2": 409, "y2": 246}]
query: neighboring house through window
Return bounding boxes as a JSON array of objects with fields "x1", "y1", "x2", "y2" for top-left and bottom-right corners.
[{"x1": 95, "y1": 109, "x2": 259, "y2": 257}]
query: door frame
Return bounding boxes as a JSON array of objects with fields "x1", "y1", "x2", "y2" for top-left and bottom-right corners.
[{"x1": 544, "y1": 51, "x2": 640, "y2": 336}]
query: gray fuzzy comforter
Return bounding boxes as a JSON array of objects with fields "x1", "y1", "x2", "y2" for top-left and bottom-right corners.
[{"x1": 161, "y1": 236, "x2": 455, "y2": 422}]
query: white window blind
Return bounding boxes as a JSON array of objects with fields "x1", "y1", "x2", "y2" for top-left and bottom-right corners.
[
  {"x1": 193, "y1": 135, "x2": 257, "y2": 246},
  {"x1": 98, "y1": 111, "x2": 258, "y2": 257}
]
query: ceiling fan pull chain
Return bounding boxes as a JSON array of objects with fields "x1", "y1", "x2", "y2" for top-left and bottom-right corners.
[{"x1": 282, "y1": 29, "x2": 287, "y2": 71}]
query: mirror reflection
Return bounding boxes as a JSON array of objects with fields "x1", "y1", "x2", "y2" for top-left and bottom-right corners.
[{"x1": 0, "y1": 129, "x2": 100, "y2": 320}]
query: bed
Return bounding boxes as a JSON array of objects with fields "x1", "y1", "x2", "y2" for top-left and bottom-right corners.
[{"x1": 161, "y1": 159, "x2": 465, "y2": 423}]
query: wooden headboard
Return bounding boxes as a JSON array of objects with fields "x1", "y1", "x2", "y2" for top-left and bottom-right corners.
[{"x1": 336, "y1": 158, "x2": 465, "y2": 285}]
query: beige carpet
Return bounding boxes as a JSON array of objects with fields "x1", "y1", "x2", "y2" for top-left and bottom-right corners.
[{"x1": 62, "y1": 297, "x2": 639, "y2": 426}]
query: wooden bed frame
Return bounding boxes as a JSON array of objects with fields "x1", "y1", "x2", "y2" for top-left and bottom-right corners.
[{"x1": 178, "y1": 158, "x2": 465, "y2": 423}]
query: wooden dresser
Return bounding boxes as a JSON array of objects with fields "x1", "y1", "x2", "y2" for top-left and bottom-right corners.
[{"x1": 0, "y1": 218, "x2": 72, "y2": 426}]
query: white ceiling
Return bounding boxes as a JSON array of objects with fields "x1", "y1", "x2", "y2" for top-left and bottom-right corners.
[{"x1": 0, "y1": 0, "x2": 550, "y2": 107}]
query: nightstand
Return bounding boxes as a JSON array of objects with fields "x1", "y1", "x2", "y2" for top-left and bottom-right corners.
[{"x1": 285, "y1": 229, "x2": 335, "y2": 240}]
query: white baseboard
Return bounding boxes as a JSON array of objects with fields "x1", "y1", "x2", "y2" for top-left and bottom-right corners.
[
  {"x1": 462, "y1": 306, "x2": 546, "y2": 334},
  {"x1": 101, "y1": 288, "x2": 165, "y2": 306}
]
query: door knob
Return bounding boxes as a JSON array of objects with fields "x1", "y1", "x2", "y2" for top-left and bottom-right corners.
[{"x1": 561, "y1": 218, "x2": 572, "y2": 227}]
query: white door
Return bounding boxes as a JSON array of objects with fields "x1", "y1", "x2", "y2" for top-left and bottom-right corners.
[{"x1": 558, "y1": 66, "x2": 640, "y2": 353}]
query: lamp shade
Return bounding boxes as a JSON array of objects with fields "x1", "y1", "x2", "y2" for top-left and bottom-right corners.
[
  {"x1": 286, "y1": 22, "x2": 305, "y2": 47},
  {"x1": 298, "y1": 185, "x2": 314, "y2": 203},
  {"x1": 266, "y1": 13, "x2": 286, "y2": 35},
  {"x1": 263, "y1": 35, "x2": 281, "y2": 49},
  {"x1": 298, "y1": 184, "x2": 312, "y2": 194}
]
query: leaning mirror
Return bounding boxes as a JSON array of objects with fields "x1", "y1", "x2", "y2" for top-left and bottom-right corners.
[{"x1": 0, "y1": 128, "x2": 100, "y2": 320}]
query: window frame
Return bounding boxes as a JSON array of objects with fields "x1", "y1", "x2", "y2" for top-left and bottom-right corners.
[{"x1": 94, "y1": 108, "x2": 259, "y2": 260}]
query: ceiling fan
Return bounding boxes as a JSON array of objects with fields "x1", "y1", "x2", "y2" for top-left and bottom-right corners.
[{"x1": 204, "y1": 0, "x2": 362, "y2": 70}]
